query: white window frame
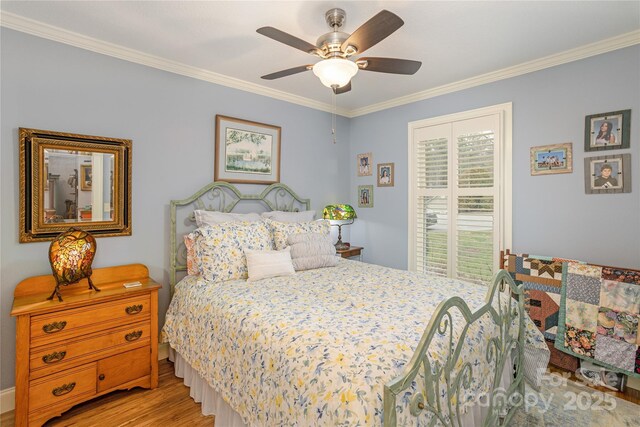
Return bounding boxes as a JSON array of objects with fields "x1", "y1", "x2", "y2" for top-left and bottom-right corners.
[{"x1": 407, "y1": 102, "x2": 512, "y2": 275}]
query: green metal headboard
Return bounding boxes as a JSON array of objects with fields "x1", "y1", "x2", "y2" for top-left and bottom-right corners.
[{"x1": 169, "y1": 181, "x2": 310, "y2": 296}]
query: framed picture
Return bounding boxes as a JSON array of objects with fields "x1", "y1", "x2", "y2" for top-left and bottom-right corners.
[
  {"x1": 530, "y1": 143, "x2": 573, "y2": 175},
  {"x1": 358, "y1": 185, "x2": 374, "y2": 208},
  {"x1": 584, "y1": 109, "x2": 631, "y2": 151},
  {"x1": 584, "y1": 154, "x2": 631, "y2": 194},
  {"x1": 80, "y1": 164, "x2": 92, "y2": 191},
  {"x1": 357, "y1": 152, "x2": 373, "y2": 176},
  {"x1": 214, "y1": 115, "x2": 281, "y2": 184},
  {"x1": 377, "y1": 163, "x2": 394, "y2": 187}
]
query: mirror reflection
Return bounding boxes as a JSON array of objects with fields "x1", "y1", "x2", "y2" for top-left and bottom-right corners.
[{"x1": 43, "y1": 149, "x2": 115, "y2": 223}]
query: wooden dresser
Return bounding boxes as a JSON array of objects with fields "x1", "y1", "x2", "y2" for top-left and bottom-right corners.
[{"x1": 11, "y1": 264, "x2": 161, "y2": 427}]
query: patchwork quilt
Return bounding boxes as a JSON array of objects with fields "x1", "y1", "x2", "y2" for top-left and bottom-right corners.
[
  {"x1": 504, "y1": 253, "x2": 575, "y2": 341},
  {"x1": 556, "y1": 262, "x2": 640, "y2": 377}
]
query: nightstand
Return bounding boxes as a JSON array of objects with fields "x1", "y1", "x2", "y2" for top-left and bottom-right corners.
[
  {"x1": 11, "y1": 264, "x2": 160, "y2": 427},
  {"x1": 336, "y1": 246, "x2": 363, "y2": 261}
]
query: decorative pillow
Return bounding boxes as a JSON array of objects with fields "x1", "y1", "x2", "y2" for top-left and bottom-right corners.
[
  {"x1": 261, "y1": 210, "x2": 316, "y2": 223},
  {"x1": 194, "y1": 210, "x2": 262, "y2": 227},
  {"x1": 265, "y1": 218, "x2": 331, "y2": 250},
  {"x1": 245, "y1": 248, "x2": 295, "y2": 282},
  {"x1": 184, "y1": 233, "x2": 199, "y2": 276},
  {"x1": 192, "y1": 221, "x2": 274, "y2": 283},
  {"x1": 287, "y1": 232, "x2": 338, "y2": 271}
]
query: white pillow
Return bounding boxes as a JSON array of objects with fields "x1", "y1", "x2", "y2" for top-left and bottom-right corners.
[
  {"x1": 260, "y1": 210, "x2": 316, "y2": 223},
  {"x1": 194, "y1": 210, "x2": 261, "y2": 227},
  {"x1": 245, "y1": 248, "x2": 295, "y2": 282}
]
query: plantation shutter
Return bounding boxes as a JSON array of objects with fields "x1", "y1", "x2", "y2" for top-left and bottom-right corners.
[{"x1": 409, "y1": 107, "x2": 510, "y2": 285}]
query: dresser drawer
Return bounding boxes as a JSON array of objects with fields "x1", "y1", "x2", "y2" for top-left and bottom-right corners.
[
  {"x1": 30, "y1": 321, "x2": 151, "y2": 376},
  {"x1": 28, "y1": 363, "x2": 96, "y2": 412},
  {"x1": 30, "y1": 295, "x2": 150, "y2": 345},
  {"x1": 97, "y1": 346, "x2": 150, "y2": 392}
]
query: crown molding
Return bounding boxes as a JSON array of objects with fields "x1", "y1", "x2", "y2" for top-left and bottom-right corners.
[
  {"x1": 349, "y1": 30, "x2": 640, "y2": 117},
  {"x1": 1, "y1": 11, "x2": 638, "y2": 119},
  {"x1": 0, "y1": 11, "x2": 350, "y2": 117}
]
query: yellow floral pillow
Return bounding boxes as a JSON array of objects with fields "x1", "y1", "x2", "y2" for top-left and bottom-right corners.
[
  {"x1": 192, "y1": 221, "x2": 274, "y2": 283},
  {"x1": 264, "y1": 219, "x2": 331, "y2": 250}
]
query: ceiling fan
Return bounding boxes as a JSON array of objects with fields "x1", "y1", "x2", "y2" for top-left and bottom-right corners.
[{"x1": 257, "y1": 8, "x2": 422, "y2": 94}]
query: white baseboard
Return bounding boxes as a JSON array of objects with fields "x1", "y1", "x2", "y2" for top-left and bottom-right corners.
[
  {"x1": 0, "y1": 343, "x2": 171, "y2": 414},
  {"x1": 1, "y1": 386, "x2": 15, "y2": 414},
  {"x1": 158, "y1": 342, "x2": 169, "y2": 360}
]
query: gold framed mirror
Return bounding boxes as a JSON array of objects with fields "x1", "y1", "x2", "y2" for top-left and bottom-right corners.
[{"x1": 19, "y1": 128, "x2": 132, "y2": 243}]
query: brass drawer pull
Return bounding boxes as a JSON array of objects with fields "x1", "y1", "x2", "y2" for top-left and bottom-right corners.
[
  {"x1": 42, "y1": 351, "x2": 67, "y2": 364},
  {"x1": 52, "y1": 382, "x2": 76, "y2": 397},
  {"x1": 125, "y1": 304, "x2": 143, "y2": 315},
  {"x1": 125, "y1": 330, "x2": 143, "y2": 342},
  {"x1": 43, "y1": 321, "x2": 67, "y2": 334}
]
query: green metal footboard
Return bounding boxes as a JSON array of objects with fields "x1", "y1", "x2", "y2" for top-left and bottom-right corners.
[{"x1": 384, "y1": 270, "x2": 525, "y2": 426}]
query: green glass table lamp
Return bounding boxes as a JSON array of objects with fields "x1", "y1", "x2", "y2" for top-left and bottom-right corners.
[{"x1": 322, "y1": 204, "x2": 357, "y2": 250}]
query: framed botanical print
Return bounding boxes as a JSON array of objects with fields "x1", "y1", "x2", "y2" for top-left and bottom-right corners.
[
  {"x1": 584, "y1": 154, "x2": 631, "y2": 194},
  {"x1": 358, "y1": 185, "x2": 373, "y2": 208},
  {"x1": 377, "y1": 163, "x2": 394, "y2": 187},
  {"x1": 357, "y1": 152, "x2": 372, "y2": 176},
  {"x1": 214, "y1": 115, "x2": 281, "y2": 184},
  {"x1": 584, "y1": 109, "x2": 631, "y2": 151},
  {"x1": 530, "y1": 143, "x2": 573, "y2": 175}
]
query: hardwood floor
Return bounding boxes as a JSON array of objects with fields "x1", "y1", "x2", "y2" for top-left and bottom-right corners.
[
  {"x1": 1, "y1": 360, "x2": 637, "y2": 426},
  {"x1": 548, "y1": 365, "x2": 640, "y2": 405},
  {"x1": 1, "y1": 359, "x2": 213, "y2": 426}
]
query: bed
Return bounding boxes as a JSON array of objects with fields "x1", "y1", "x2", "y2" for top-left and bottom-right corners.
[{"x1": 162, "y1": 182, "x2": 549, "y2": 426}]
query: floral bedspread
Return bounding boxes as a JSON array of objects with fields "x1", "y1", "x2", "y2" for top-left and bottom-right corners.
[{"x1": 162, "y1": 260, "x2": 547, "y2": 426}]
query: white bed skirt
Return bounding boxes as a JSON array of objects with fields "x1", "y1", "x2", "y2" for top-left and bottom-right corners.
[
  {"x1": 169, "y1": 348, "x2": 246, "y2": 426},
  {"x1": 169, "y1": 347, "x2": 518, "y2": 426}
]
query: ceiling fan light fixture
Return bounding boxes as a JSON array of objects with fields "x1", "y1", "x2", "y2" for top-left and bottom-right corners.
[{"x1": 312, "y1": 58, "x2": 358, "y2": 88}]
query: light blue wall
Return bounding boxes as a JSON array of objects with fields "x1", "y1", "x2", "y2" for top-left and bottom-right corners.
[
  {"x1": 2, "y1": 27, "x2": 638, "y2": 391},
  {"x1": 349, "y1": 45, "x2": 640, "y2": 271},
  {"x1": 0, "y1": 28, "x2": 350, "y2": 389}
]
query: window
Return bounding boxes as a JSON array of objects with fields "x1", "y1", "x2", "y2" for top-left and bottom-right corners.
[{"x1": 408, "y1": 103, "x2": 512, "y2": 285}]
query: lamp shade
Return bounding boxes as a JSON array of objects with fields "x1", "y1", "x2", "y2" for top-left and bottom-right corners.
[
  {"x1": 322, "y1": 204, "x2": 357, "y2": 221},
  {"x1": 312, "y1": 58, "x2": 358, "y2": 88},
  {"x1": 48, "y1": 227, "x2": 100, "y2": 301}
]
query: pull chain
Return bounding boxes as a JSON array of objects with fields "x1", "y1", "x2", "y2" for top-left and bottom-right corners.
[{"x1": 331, "y1": 86, "x2": 337, "y2": 144}]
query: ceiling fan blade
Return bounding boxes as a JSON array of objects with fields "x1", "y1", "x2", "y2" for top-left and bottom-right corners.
[
  {"x1": 261, "y1": 65, "x2": 312, "y2": 80},
  {"x1": 357, "y1": 57, "x2": 422, "y2": 75},
  {"x1": 333, "y1": 81, "x2": 352, "y2": 95},
  {"x1": 341, "y1": 10, "x2": 404, "y2": 55},
  {"x1": 257, "y1": 27, "x2": 320, "y2": 55}
]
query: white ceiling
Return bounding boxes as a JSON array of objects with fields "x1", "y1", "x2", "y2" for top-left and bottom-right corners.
[{"x1": 2, "y1": 1, "x2": 639, "y2": 115}]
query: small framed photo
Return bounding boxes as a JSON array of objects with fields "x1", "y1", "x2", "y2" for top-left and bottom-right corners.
[
  {"x1": 80, "y1": 164, "x2": 92, "y2": 191},
  {"x1": 214, "y1": 115, "x2": 281, "y2": 184},
  {"x1": 357, "y1": 152, "x2": 372, "y2": 176},
  {"x1": 530, "y1": 143, "x2": 573, "y2": 175},
  {"x1": 584, "y1": 109, "x2": 631, "y2": 151},
  {"x1": 584, "y1": 154, "x2": 631, "y2": 194},
  {"x1": 358, "y1": 185, "x2": 374, "y2": 208},
  {"x1": 377, "y1": 163, "x2": 394, "y2": 187}
]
